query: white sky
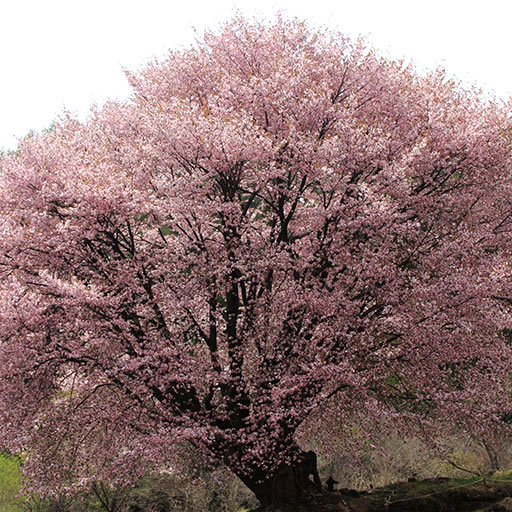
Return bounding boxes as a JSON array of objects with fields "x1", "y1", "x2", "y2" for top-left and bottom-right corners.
[{"x1": 1, "y1": 0, "x2": 511, "y2": 150}]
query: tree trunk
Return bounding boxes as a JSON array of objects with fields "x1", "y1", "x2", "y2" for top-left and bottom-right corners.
[
  {"x1": 482, "y1": 440, "x2": 502, "y2": 472},
  {"x1": 241, "y1": 450, "x2": 323, "y2": 507}
]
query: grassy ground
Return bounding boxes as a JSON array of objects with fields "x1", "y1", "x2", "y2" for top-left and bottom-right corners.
[
  {"x1": 3, "y1": 449, "x2": 512, "y2": 512},
  {"x1": 251, "y1": 472, "x2": 512, "y2": 511}
]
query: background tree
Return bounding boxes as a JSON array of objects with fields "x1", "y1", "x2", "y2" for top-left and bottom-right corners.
[{"x1": 1, "y1": 16, "x2": 512, "y2": 507}]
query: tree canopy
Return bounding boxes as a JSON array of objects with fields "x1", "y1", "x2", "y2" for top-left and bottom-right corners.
[{"x1": 1, "y1": 16, "x2": 512, "y2": 506}]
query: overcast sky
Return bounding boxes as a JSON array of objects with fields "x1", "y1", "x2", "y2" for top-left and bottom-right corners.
[{"x1": 1, "y1": 0, "x2": 511, "y2": 150}]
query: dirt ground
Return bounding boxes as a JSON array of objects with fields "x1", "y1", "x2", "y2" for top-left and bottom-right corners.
[{"x1": 253, "y1": 474, "x2": 512, "y2": 511}]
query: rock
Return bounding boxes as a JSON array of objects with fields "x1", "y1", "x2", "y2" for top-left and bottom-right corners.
[{"x1": 485, "y1": 497, "x2": 512, "y2": 511}]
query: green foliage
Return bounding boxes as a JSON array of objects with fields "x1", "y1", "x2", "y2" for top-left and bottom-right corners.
[
  {"x1": 0, "y1": 453, "x2": 23, "y2": 512},
  {"x1": 0, "y1": 455, "x2": 53, "y2": 512}
]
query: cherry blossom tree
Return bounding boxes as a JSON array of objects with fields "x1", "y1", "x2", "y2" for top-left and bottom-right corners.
[{"x1": 1, "y1": 16, "x2": 512, "y2": 506}]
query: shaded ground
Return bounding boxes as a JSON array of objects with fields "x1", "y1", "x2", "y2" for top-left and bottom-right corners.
[{"x1": 252, "y1": 472, "x2": 512, "y2": 512}]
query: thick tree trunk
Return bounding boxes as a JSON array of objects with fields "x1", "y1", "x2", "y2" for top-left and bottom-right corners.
[{"x1": 241, "y1": 450, "x2": 323, "y2": 506}]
